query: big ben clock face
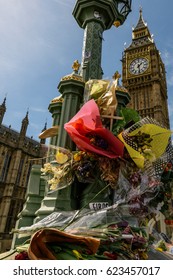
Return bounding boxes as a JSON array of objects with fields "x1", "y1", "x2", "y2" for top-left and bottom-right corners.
[{"x1": 129, "y1": 57, "x2": 149, "y2": 75}]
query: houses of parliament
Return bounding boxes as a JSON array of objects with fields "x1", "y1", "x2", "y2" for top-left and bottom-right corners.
[
  {"x1": 0, "y1": 98, "x2": 46, "y2": 252},
  {"x1": 0, "y1": 8, "x2": 171, "y2": 252}
]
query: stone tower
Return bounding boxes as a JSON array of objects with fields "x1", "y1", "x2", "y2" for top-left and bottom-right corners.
[{"x1": 122, "y1": 8, "x2": 170, "y2": 128}]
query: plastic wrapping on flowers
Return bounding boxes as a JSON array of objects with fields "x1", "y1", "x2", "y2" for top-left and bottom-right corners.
[{"x1": 15, "y1": 205, "x2": 149, "y2": 260}]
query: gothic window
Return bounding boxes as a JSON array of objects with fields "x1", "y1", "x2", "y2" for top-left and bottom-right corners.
[
  {"x1": 5, "y1": 199, "x2": 20, "y2": 233},
  {"x1": 25, "y1": 162, "x2": 32, "y2": 188},
  {"x1": 136, "y1": 92, "x2": 139, "y2": 110},
  {"x1": 16, "y1": 158, "x2": 24, "y2": 185},
  {"x1": 0, "y1": 154, "x2": 11, "y2": 182}
]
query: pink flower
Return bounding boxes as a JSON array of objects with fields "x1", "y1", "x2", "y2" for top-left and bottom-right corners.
[{"x1": 64, "y1": 99, "x2": 124, "y2": 158}]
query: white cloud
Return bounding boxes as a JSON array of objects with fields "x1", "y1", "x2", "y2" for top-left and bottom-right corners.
[
  {"x1": 168, "y1": 103, "x2": 173, "y2": 117},
  {"x1": 160, "y1": 49, "x2": 173, "y2": 87},
  {"x1": 29, "y1": 121, "x2": 41, "y2": 130},
  {"x1": 30, "y1": 107, "x2": 47, "y2": 113},
  {"x1": 162, "y1": 50, "x2": 172, "y2": 67},
  {"x1": 53, "y1": 0, "x2": 74, "y2": 7},
  {"x1": 167, "y1": 74, "x2": 173, "y2": 87}
]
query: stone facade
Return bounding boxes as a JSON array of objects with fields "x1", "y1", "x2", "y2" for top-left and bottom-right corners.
[{"x1": 0, "y1": 98, "x2": 46, "y2": 253}]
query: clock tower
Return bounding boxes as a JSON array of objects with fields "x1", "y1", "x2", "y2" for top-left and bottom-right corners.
[{"x1": 122, "y1": 8, "x2": 170, "y2": 128}]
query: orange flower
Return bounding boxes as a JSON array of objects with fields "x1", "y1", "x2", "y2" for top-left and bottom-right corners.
[{"x1": 64, "y1": 99, "x2": 124, "y2": 158}]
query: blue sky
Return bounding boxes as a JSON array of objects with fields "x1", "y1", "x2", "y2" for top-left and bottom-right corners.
[{"x1": 0, "y1": 0, "x2": 173, "y2": 141}]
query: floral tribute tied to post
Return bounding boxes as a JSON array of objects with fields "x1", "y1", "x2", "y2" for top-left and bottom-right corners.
[
  {"x1": 10, "y1": 78, "x2": 173, "y2": 261},
  {"x1": 64, "y1": 99, "x2": 124, "y2": 158}
]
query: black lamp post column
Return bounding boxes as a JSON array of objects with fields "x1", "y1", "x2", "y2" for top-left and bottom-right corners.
[{"x1": 73, "y1": 0, "x2": 132, "y2": 83}]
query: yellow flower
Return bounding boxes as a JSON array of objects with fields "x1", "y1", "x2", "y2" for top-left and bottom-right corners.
[
  {"x1": 73, "y1": 152, "x2": 82, "y2": 161},
  {"x1": 56, "y1": 150, "x2": 68, "y2": 164}
]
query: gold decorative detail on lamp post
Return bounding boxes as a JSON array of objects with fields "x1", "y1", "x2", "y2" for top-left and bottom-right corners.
[
  {"x1": 112, "y1": 71, "x2": 121, "y2": 80},
  {"x1": 72, "y1": 60, "x2": 81, "y2": 72},
  {"x1": 113, "y1": 20, "x2": 121, "y2": 28}
]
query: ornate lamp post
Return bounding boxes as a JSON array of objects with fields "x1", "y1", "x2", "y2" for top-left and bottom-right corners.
[{"x1": 73, "y1": 0, "x2": 132, "y2": 82}]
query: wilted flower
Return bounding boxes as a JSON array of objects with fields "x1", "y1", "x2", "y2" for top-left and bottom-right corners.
[
  {"x1": 41, "y1": 148, "x2": 73, "y2": 192},
  {"x1": 41, "y1": 162, "x2": 53, "y2": 174},
  {"x1": 98, "y1": 157, "x2": 120, "y2": 188}
]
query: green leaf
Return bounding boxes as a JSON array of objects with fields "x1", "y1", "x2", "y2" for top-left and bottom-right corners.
[
  {"x1": 113, "y1": 108, "x2": 140, "y2": 135},
  {"x1": 121, "y1": 107, "x2": 140, "y2": 124}
]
